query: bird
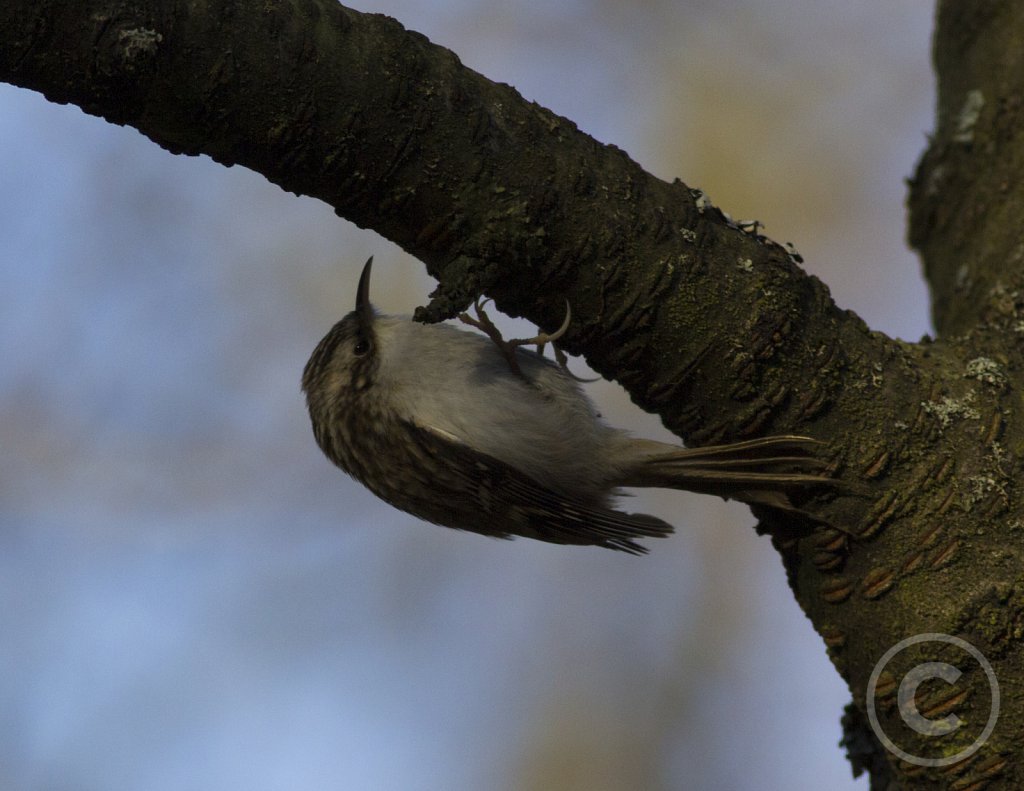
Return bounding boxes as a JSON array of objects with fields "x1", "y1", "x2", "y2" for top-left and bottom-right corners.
[{"x1": 302, "y1": 257, "x2": 833, "y2": 554}]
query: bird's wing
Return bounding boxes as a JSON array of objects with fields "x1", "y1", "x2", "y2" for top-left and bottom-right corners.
[{"x1": 407, "y1": 421, "x2": 672, "y2": 554}]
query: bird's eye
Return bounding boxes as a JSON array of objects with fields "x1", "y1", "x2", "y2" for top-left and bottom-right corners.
[{"x1": 353, "y1": 338, "x2": 370, "y2": 356}]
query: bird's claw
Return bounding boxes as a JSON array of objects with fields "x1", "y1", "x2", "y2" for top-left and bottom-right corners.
[{"x1": 459, "y1": 298, "x2": 597, "y2": 383}]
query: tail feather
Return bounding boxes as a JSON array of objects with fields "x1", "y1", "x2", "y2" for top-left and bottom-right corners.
[
  {"x1": 620, "y1": 435, "x2": 836, "y2": 513},
  {"x1": 632, "y1": 434, "x2": 825, "y2": 461},
  {"x1": 656, "y1": 455, "x2": 829, "y2": 470}
]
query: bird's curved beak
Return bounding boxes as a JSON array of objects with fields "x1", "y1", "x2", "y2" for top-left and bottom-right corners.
[{"x1": 356, "y1": 256, "x2": 374, "y2": 324}]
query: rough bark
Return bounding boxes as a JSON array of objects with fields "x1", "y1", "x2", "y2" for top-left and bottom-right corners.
[{"x1": 3, "y1": 0, "x2": 1022, "y2": 787}]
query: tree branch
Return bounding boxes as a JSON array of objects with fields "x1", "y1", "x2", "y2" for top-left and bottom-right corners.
[{"x1": 3, "y1": 0, "x2": 870, "y2": 442}]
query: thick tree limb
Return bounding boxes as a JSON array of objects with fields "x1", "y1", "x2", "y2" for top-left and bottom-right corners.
[
  {"x1": 5, "y1": 1, "x2": 1024, "y2": 787},
  {"x1": 910, "y1": 2, "x2": 1024, "y2": 340}
]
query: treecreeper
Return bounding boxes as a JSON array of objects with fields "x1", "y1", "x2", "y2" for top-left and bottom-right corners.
[{"x1": 302, "y1": 258, "x2": 833, "y2": 553}]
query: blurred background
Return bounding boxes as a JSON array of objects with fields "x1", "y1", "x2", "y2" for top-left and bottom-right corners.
[{"x1": 1, "y1": 1, "x2": 933, "y2": 789}]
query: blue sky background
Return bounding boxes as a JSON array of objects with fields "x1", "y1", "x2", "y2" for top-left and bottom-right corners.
[{"x1": 1, "y1": 2, "x2": 933, "y2": 789}]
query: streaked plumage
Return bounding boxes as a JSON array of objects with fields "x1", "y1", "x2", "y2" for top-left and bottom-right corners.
[{"x1": 302, "y1": 258, "x2": 831, "y2": 553}]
